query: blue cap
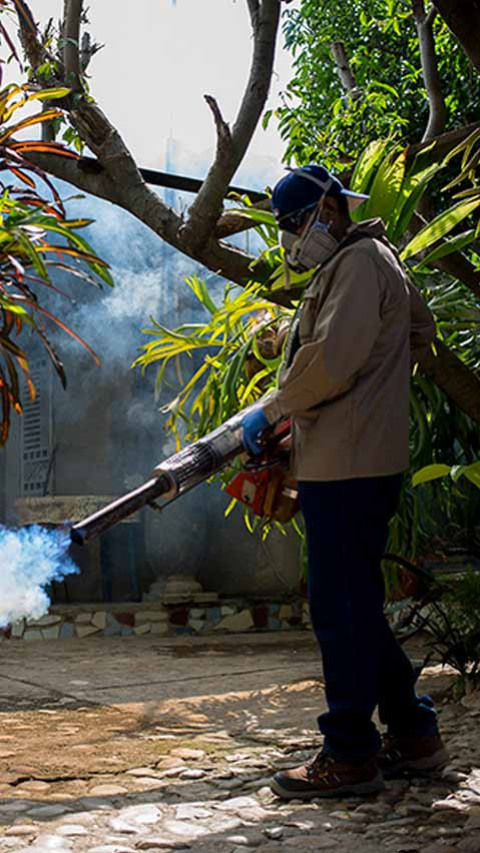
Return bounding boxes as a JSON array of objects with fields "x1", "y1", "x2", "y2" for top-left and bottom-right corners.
[{"x1": 272, "y1": 164, "x2": 368, "y2": 226}]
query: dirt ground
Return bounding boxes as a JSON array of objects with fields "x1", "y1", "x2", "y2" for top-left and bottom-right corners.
[
  {"x1": 0, "y1": 633, "x2": 328, "y2": 783},
  {"x1": 0, "y1": 632, "x2": 477, "y2": 853}
]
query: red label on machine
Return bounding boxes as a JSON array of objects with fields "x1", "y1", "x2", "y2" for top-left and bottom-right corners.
[{"x1": 226, "y1": 469, "x2": 271, "y2": 516}]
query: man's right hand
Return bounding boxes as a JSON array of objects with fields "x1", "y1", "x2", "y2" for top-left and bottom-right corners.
[{"x1": 241, "y1": 408, "x2": 270, "y2": 456}]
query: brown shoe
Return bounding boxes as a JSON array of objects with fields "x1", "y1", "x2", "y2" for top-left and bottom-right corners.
[
  {"x1": 270, "y1": 752, "x2": 385, "y2": 800},
  {"x1": 378, "y1": 733, "x2": 449, "y2": 779}
]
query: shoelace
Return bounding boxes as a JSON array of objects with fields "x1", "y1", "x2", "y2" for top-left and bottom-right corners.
[
  {"x1": 380, "y1": 735, "x2": 401, "y2": 761},
  {"x1": 306, "y1": 753, "x2": 340, "y2": 785}
]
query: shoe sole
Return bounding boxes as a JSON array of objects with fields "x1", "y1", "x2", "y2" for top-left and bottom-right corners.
[
  {"x1": 382, "y1": 747, "x2": 449, "y2": 780},
  {"x1": 270, "y1": 772, "x2": 385, "y2": 801}
]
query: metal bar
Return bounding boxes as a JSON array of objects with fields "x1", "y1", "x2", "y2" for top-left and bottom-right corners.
[{"x1": 80, "y1": 156, "x2": 269, "y2": 202}]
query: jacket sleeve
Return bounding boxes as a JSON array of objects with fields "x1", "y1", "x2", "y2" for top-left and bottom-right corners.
[
  {"x1": 408, "y1": 279, "x2": 436, "y2": 363},
  {"x1": 262, "y1": 250, "x2": 382, "y2": 423}
]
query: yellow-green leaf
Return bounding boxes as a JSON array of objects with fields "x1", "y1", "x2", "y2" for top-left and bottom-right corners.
[
  {"x1": 401, "y1": 197, "x2": 480, "y2": 262},
  {"x1": 412, "y1": 464, "x2": 451, "y2": 487}
]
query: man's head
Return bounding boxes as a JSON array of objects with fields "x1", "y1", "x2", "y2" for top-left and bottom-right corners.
[{"x1": 272, "y1": 164, "x2": 367, "y2": 241}]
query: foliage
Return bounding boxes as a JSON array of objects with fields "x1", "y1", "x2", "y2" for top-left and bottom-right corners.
[
  {"x1": 134, "y1": 274, "x2": 287, "y2": 449},
  {"x1": 135, "y1": 135, "x2": 480, "y2": 560},
  {"x1": 274, "y1": 0, "x2": 480, "y2": 169},
  {"x1": 413, "y1": 461, "x2": 480, "y2": 490},
  {"x1": 350, "y1": 137, "x2": 480, "y2": 558},
  {"x1": 423, "y1": 569, "x2": 480, "y2": 686},
  {"x1": 0, "y1": 83, "x2": 112, "y2": 444}
]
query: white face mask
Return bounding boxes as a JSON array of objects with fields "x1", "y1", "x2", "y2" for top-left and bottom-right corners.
[{"x1": 281, "y1": 220, "x2": 339, "y2": 272}]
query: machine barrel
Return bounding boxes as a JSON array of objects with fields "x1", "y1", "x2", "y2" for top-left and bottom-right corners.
[{"x1": 70, "y1": 474, "x2": 171, "y2": 546}]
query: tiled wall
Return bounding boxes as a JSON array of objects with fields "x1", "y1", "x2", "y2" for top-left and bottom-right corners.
[{"x1": 0, "y1": 598, "x2": 311, "y2": 642}]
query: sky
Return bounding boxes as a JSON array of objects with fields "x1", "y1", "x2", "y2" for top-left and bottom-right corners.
[{"x1": 36, "y1": 0, "x2": 297, "y2": 189}]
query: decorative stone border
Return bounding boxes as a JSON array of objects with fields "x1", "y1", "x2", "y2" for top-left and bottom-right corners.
[{"x1": 0, "y1": 598, "x2": 311, "y2": 642}]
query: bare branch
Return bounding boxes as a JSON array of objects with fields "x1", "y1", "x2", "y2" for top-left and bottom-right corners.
[
  {"x1": 179, "y1": 0, "x2": 280, "y2": 254},
  {"x1": 80, "y1": 31, "x2": 102, "y2": 72},
  {"x1": 63, "y1": 0, "x2": 83, "y2": 91},
  {"x1": 14, "y1": 0, "x2": 45, "y2": 69},
  {"x1": 412, "y1": 0, "x2": 426, "y2": 18},
  {"x1": 412, "y1": 0, "x2": 447, "y2": 140},
  {"x1": 204, "y1": 94, "x2": 233, "y2": 153},
  {"x1": 246, "y1": 0, "x2": 260, "y2": 25},
  {"x1": 330, "y1": 42, "x2": 358, "y2": 94},
  {"x1": 22, "y1": 149, "x2": 276, "y2": 293},
  {"x1": 41, "y1": 101, "x2": 56, "y2": 142}
]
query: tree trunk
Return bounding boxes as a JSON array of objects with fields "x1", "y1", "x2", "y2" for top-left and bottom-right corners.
[
  {"x1": 419, "y1": 340, "x2": 480, "y2": 423},
  {"x1": 433, "y1": 1, "x2": 480, "y2": 72}
]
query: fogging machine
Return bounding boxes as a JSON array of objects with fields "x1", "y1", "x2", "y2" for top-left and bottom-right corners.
[{"x1": 70, "y1": 403, "x2": 297, "y2": 546}]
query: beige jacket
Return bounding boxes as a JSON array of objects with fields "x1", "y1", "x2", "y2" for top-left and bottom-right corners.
[{"x1": 262, "y1": 219, "x2": 436, "y2": 481}]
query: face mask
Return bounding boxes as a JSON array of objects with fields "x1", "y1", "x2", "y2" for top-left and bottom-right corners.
[
  {"x1": 280, "y1": 188, "x2": 339, "y2": 273},
  {"x1": 293, "y1": 222, "x2": 339, "y2": 271},
  {"x1": 281, "y1": 221, "x2": 339, "y2": 273}
]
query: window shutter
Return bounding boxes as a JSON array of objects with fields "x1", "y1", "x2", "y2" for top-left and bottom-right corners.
[{"x1": 21, "y1": 357, "x2": 53, "y2": 496}]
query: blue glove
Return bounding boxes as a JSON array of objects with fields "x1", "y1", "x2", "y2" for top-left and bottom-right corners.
[{"x1": 241, "y1": 408, "x2": 270, "y2": 456}]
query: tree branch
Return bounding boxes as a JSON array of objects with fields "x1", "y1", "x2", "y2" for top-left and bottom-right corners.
[
  {"x1": 62, "y1": 0, "x2": 83, "y2": 91},
  {"x1": 433, "y1": 0, "x2": 480, "y2": 73},
  {"x1": 80, "y1": 30, "x2": 101, "y2": 73},
  {"x1": 215, "y1": 198, "x2": 271, "y2": 239},
  {"x1": 406, "y1": 120, "x2": 480, "y2": 164},
  {"x1": 412, "y1": 0, "x2": 447, "y2": 140},
  {"x1": 410, "y1": 211, "x2": 480, "y2": 300},
  {"x1": 22, "y1": 149, "x2": 277, "y2": 293},
  {"x1": 179, "y1": 0, "x2": 280, "y2": 253},
  {"x1": 13, "y1": 0, "x2": 45, "y2": 70},
  {"x1": 419, "y1": 339, "x2": 480, "y2": 424},
  {"x1": 246, "y1": 0, "x2": 261, "y2": 26},
  {"x1": 330, "y1": 41, "x2": 358, "y2": 94}
]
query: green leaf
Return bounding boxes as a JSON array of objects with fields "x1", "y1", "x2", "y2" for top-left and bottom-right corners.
[
  {"x1": 401, "y1": 197, "x2": 480, "y2": 262},
  {"x1": 389, "y1": 160, "x2": 442, "y2": 242},
  {"x1": 412, "y1": 464, "x2": 451, "y2": 487},
  {"x1": 360, "y1": 147, "x2": 407, "y2": 222},
  {"x1": 27, "y1": 87, "x2": 71, "y2": 102},
  {"x1": 413, "y1": 229, "x2": 475, "y2": 270},
  {"x1": 227, "y1": 207, "x2": 276, "y2": 227},
  {"x1": 463, "y1": 462, "x2": 480, "y2": 489},
  {"x1": 350, "y1": 139, "x2": 391, "y2": 195},
  {"x1": 262, "y1": 110, "x2": 273, "y2": 130}
]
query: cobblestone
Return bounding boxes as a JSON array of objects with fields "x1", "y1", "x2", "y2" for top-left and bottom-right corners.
[{"x1": 0, "y1": 634, "x2": 478, "y2": 853}]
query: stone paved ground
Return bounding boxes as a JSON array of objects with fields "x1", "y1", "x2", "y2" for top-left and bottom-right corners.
[{"x1": 0, "y1": 632, "x2": 478, "y2": 853}]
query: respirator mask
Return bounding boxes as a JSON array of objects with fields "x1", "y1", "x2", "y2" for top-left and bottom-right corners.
[
  {"x1": 279, "y1": 183, "x2": 339, "y2": 282},
  {"x1": 281, "y1": 220, "x2": 339, "y2": 273}
]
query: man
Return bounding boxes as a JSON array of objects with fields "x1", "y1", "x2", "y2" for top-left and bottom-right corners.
[{"x1": 241, "y1": 164, "x2": 447, "y2": 800}]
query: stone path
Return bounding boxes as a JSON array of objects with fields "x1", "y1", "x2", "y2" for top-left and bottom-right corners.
[{"x1": 0, "y1": 633, "x2": 478, "y2": 853}]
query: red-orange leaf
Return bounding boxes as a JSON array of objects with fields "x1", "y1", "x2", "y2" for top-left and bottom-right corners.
[
  {"x1": 0, "y1": 109, "x2": 63, "y2": 143},
  {"x1": 9, "y1": 166, "x2": 36, "y2": 188},
  {"x1": 11, "y1": 140, "x2": 80, "y2": 159}
]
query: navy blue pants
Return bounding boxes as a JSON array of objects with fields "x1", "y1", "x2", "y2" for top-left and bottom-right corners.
[{"x1": 299, "y1": 475, "x2": 437, "y2": 763}]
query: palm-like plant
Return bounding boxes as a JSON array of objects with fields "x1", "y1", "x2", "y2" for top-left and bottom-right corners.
[{"x1": 0, "y1": 83, "x2": 112, "y2": 443}]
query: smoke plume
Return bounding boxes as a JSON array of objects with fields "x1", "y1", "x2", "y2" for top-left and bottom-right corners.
[{"x1": 0, "y1": 526, "x2": 78, "y2": 627}]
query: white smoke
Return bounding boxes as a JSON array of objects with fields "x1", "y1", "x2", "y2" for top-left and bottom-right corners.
[{"x1": 0, "y1": 526, "x2": 78, "y2": 627}]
